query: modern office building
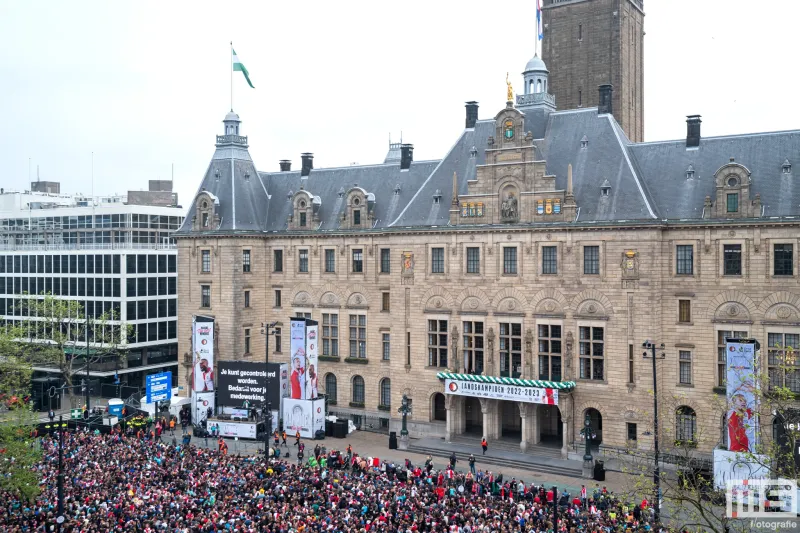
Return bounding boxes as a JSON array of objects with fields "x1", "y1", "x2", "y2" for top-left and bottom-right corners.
[{"x1": 0, "y1": 181, "x2": 184, "y2": 406}]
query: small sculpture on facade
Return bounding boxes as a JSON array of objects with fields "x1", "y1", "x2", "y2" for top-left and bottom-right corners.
[{"x1": 501, "y1": 191, "x2": 518, "y2": 221}]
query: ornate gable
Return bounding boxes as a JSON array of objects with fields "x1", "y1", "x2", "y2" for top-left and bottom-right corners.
[{"x1": 191, "y1": 189, "x2": 220, "y2": 231}]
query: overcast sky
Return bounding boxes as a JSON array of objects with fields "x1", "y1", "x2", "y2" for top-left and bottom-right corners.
[{"x1": 1, "y1": 0, "x2": 798, "y2": 208}]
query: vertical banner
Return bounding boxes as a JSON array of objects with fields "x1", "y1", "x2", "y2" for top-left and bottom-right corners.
[
  {"x1": 192, "y1": 316, "x2": 216, "y2": 423},
  {"x1": 290, "y1": 318, "x2": 306, "y2": 400},
  {"x1": 306, "y1": 321, "x2": 319, "y2": 399},
  {"x1": 726, "y1": 340, "x2": 758, "y2": 453},
  {"x1": 283, "y1": 398, "x2": 312, "y2": 438}
]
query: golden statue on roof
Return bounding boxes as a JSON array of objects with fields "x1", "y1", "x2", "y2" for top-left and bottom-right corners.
[{"x1": 506, "y1": 72, "x2": 513, "y2": 102}]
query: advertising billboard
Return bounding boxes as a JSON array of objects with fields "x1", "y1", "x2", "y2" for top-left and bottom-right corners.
[
  {"x1": 217, "y1": 361, "x2": 288, "y2": 410},
  {"x1": 283, "y1": 398, "x2": 325, "y2": 438},
  {"x1": 217, "y1": 421, "x2": 258, "y2": 440},
  {"x1": 290, "y1": 318, "x2": 306, "y2": 399},
  {"x1": 444, "y1": 378, "x2": 558, "y2": 405},
  {"x1": 191, "y1": 318, "x2": 215, "y2": 392},
  {"x1": 726, "y1": 341, "x2": 759, "y2": 453},
  {"x1": 145, "y1": 371, "x2": 172, "y2": 404},
  {"x1": 306, "y1": 323, "x2": 319, "y2": 399}
]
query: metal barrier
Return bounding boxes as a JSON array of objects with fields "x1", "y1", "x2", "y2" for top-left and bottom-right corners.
[{"x1": 329, "y1": 410, "x2": 390, "y2": 434}]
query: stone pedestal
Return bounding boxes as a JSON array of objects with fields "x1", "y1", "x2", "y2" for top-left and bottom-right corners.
[
  {"x1": 398, "y1": 434, "x2": 409, "y2": 450},
  {"x1": 582, "y1": 459, "x2": 595, "y2": 479}
]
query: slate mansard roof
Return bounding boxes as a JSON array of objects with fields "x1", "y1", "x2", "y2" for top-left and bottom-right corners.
[{"x1": 177, "y1": 106, "x2": 800, "y2": 235}]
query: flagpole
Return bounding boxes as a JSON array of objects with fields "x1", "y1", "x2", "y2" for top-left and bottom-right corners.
[{"x1": 230, "y1": 42, "x2": 233, "y2": 111}]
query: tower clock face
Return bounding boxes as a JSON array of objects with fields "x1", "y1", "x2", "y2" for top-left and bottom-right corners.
[{"x1": 504, "y1": 120, "x2": 514, "y2": 139}]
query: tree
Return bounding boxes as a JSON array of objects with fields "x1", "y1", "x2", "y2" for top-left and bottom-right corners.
[
  {"x1": 0, "y1": 322, "x2": 43, "y2": 501},
  {"x1": 16, "y1": 293, "x2": 129, "y2": 407},
  {"x1": 616, "y1": 343, "x2": 800, "y2": 533}
]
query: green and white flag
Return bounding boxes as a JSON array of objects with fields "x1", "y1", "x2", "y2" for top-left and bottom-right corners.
[{"x1": 232, "y1": 49, "x2": 254, "y2": 88}]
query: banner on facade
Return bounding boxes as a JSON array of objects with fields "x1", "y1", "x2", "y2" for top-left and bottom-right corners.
[
  {"x1": 217, "y1": 420, "x2": 258, "y2": 439},
  {"x1": 191, "y1": 317, "x2": 215, "y2": 392},
  {"x1": 444, "y1": 378, "x2": 558, "y2": 405},
  {"x1": 306, "y1": 323, "x2": 319, "y2": 399},
  {"x1": 726, "y1": 340, "x2": 759, "y2": 453},
  {"x1": 290, "y1": 318, "x2": 306, "y2": 399}
]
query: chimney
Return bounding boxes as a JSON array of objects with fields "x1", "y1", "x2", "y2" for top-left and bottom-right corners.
[
  {"x1": 598, "y1": 84, "x2": 613, "y2": 115},
  {"x1": 279, "y1": 160, "x2": 292, "y2": 172},
  {"x1": 400, "y1": 144, "x2": 414, "y2": 170},
  {"x1": 301, "y1": 153, "x2": 314, "y2": 176},
  {"x1": 465, "y1": 101, "x2": 479, "y2": 129},
  {"x1": 686, "y1": 115, "x2": 702, "y2": 148}
]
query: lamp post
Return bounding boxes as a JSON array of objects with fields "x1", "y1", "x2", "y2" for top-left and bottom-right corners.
[
  {"x1": 642, "y1": 340, "x2": 665, "y2": 526},
  {"x1": 398, "y1": 394, "x2": 410, "y2": 436},
  {"x1": 581, "y1": 413, "x2": 593, "y2": 461},
  {"x1": 261, "y1": 321, "x2": 278, "y2": 457}
]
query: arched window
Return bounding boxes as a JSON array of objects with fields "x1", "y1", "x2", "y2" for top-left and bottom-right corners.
[
  {"x1": 352, "y1": 375, "x2": 365, "y2": 404},
  {"x1": 433, "y1": 393, "x2": 446, "y2": 421},
  {"x1": 537, "y1": 79, "x2": 542, "y2": 93},
  {"x1": 380, "y1": 378, "x2": 391, "y2": 407},
  {"x1": 676, "y1": 406, "x2": 697, "y2": 445},
  {"x1": 324, "y1": 373, "x2": 337, "y2": 403}
]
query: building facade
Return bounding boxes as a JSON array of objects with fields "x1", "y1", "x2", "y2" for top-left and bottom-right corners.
[
  {"x1": 176, "y1": 60, "x2": 800, "y2": 461},
  {"x1": 0, "y1": 185, "x2": 184, "y2": 404},
  {"x1": 542, "y1": 0, "x2": 644, "y2": 142}
]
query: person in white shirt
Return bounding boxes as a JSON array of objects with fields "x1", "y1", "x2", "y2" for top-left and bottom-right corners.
[{"x1": 191, "y1": 357, "x2": 214, "y2": 391}]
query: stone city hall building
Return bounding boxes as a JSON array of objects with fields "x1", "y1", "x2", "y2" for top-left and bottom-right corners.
[{"x1": 175, "y1": 22, "x2": 800, "y2": 461}]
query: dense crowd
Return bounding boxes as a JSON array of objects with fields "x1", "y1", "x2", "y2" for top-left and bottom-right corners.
[{"x1": 1, "y1": 427, "x2": 661, "y2": 532}]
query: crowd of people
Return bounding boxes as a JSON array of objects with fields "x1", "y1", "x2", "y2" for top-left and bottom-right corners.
[{"x1": 0, "y1": 426, "x2": 661, "y2": 532}]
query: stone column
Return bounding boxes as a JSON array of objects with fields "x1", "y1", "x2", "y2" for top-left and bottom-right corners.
[
  {"x1": 445, "y1": 395, "x2": 456, "y2": 443},
  {"x1": 519, "y1": 403, "x2": 529, "y2": 452},
  {"x1": 561, "y1": 416, "x2": 571, "y2": 459},
  {"x1": 480, "y1": 398, "x2": 491, "y2": 440},
  {"x1": 492, "y1": 400, "x2": 502, "y2": 440},
  {"x1": 530, "y1": 404, "x2": 541, "y2": 445}
]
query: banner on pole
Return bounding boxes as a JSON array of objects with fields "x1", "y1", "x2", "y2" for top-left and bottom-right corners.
[{"x1": 726, "y1": 340, "x2": 758, "y2": 453}]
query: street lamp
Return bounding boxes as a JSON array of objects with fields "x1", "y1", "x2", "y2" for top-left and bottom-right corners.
[
  {"x1": 642, "y1": 340, "x2": 666, "y2": 526},
  {"x1": 260, "y1": 321, "x2": 278, "y2": 457},
  {"x1": 581, "y1": 413, "x2": 593, "y2": 462}
]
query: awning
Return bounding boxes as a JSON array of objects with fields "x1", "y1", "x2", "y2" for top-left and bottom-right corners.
[{"x1": 436, "y1": 372, "x2": 575, "y2": 391}]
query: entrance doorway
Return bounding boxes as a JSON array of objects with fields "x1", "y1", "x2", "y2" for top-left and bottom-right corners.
[
  {"x1": 500, "y1": 401, "x2": 521, "y2": 438},
  {"x1": 464, "y1": 397, "x2": 482, "y2": 434},
  {"x1": 585, "y1": 408, "x2": 603, "y2": 447},
  {"x1": 539, "y1": 404, "x2": 562, "y2": 445}
]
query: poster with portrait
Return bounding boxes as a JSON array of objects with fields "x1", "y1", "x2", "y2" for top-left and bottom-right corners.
[
  {"x1": 283, "y1": 397, "x2": 312, "y2": 438},
  {"x1": 290, "y1": 318, "x2": 306, "y2": 400},
  {"x1": 726, "y1": 340, "x2": 759, "y2": 453},
  {"x1": 305, "y1": 323, "x2": 319, "y2": 399},
  {"x1": 191, "y1": 317, "x2": 215, "y2": 392}
]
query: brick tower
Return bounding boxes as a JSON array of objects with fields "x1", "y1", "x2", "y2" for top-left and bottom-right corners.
[{"x1": 542, "y1": 0, "x2": 644, "y2": 142}]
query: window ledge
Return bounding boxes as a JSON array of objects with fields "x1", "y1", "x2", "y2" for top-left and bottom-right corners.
[
  {"x1": 424, "y1": 366, "x2": 448, "y2": 371},
  {"x1": 712, "y1": 386, "x2": 726, "y2": 395},
  {"x1": 344, "y1": 357, "x2": 369, "y2": 365},
  {"x1": 381, "y1": 358, "x2": 390, "y2": 363},
  {"x1": 722, "y1": 274, "x2": 743, "y2": 278},
  {"x1": 377, "y1": 404, "x2": 391, "y2": 412},
  {"x1": 273, "y1": 351, "x2": 283, "y2": 356},
  {"x1": 318, "y1": 355, "x2": 340, "y2": 363},
  {"x1": 349, "y1": 401, "x2": 365, "y2": 409},
  {"x1": 676, "y1": 322, "x2": 694, "y2": 326},
  {"x1": 771, "y1": 275, "x2": 795, "y2": 279},
  {"x1": 675, "y1": 274, "x2": 695, "y2": 278},
  {"x1": 575, "y1": 378, "x2": 608, "y2": 385},
  {"x1": 676, "y1": 382, "x2": 694, "y2": 388},
  {"x1": 326, "y1": 400, "x2": 337, "y2": 406}
]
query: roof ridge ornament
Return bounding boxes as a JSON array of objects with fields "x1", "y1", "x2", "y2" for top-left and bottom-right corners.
[{"x1": 506, "y1": 72, "x2": 513, "y2": 103}]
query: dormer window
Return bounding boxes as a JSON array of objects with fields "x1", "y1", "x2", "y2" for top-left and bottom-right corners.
[
  {"x1": 726, "y1": 193, "x2": 739, "y2": 213},
  {"x1": 686, "y1": 165, "x2": 695, "y2": 179},
  {"x1": 202, "y1": 201, "x2": 208, "y2": 209},
  {"x1": 580, "y1": 135, "x2": 588, "y2": 149},
  {"x1": 727, "y1": 176, "x2": 738, "y2": 187},
  {"x1": 353, "y1": 197, "x2": 360, "y2": 206},
  {"x1": 783, "y1": 159, "x2": 792, "y2": 174},
  {"x1": 433, "y1": 189, "x2": 442, "y2": 204},
  {"x1": 394, "y1": 183, "x2": 401, "y2": 195},
  {"x1": 353, "y1": 210, "x2": 361, "y2": 226},
  {"x1": 202, "y1": 213, "x2": 209, "y2": 227},
  {"x1": 299, "y1": 212, "x2": 307, "y2": 227},
  {"x1": 600, "y1": 179, "x2": 611, "y2": 197}
]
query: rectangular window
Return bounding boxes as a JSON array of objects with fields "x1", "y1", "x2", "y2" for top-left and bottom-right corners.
[
  {"x1": 299, "y1": 212, "x2": 307, "y2": 227},
  {"x1": 678, "y1": 300, "x2": 692, "y2": 323},
  {"x1": 583, "y1": 246, "x2": 599, "y2": 275},
  {"x1": 380, "y1": 248, "x2": 390, "y2": 273},
  {"x1": 352, "y1": 249, "x2": 363, "y2": 273},
  {"x1": 382, "y1": 333, "x2": 391, "y2": 361},
  {"x1": 679, "y1": 350, "x2": 693, "y2": 385},
  {"x1": 201, "y1": 250, "x2": 210, "y2": 273},
  {"x1": 407, "y1": 332, "x2": 412, "y2": 366},
  {"x1": 627, "y1": 423, "x2": 637, "y2": 442},
  {"x1": 244, "y1": 328, "x2": 251, "y2": 355},
  {"x1": 322, "y1": 313, "x2": 339, "y2": 357},
  {"x1": 676, "y1": 245, "x2": 694, "y2": 275},
  {"x1": 717, "y1": 330, "x2": 747, "y2": 387},
  {"x1": 273, "y1": 250, "x2": 283, "y2": 272},
  {"x1": 201, "y1": 285, "x2": 211, "y2": 308},
  {"x1": 381, "y1": 292, "x2": 390, "y2": 312},
  {"x1": 349, "y1": 314, "x2": 366, "y2": 358},
  {"x1": 462, "y1": 321, "x2": 484, "y2": 375},
  {"x1": 274, "y1": 327, "x2": 282, "y2": 353},
  {"x1": 274, "y1": 289, "x2": 281, "y2": 308},
  {"x1": 542, "y1": 246, "x2": 558, "y2": 274},
  {"x1": 579, "y1": 326, "x2": 604, "y2": 380},
  {"x1": 578, "y1": 90, "x2": 582, "y2": 107},
  {"x1": 242, "y1": 250, "x2": 251, "y2": 272},
  {"x1": 431, "y1": 247, "x2": 444, "y2": 273},
  {"x1": 298, "y1": 249, "x2": 309, "y2": 273},
  {"x1": 723, "y1": 244, "x2": 742, "y2": 275},
  {"x1": 499, "y1": 323, "x2": 522, "y2": 378},
  {"x1": 774, "y1": 243, "x2": 794, "y2": 276},
  {"x1": 726, "y1": 193, "x2": 739, "y2": 213},
  {"x1": 768, "y1": 332, "x2": 800, "y2": 393},
  {"x1": 428, "y1": 319, "x2": 448, "y2": 367},
  {"x1": 244, "y1": 290, "x2": 250, "y2": 308},
  {"x1": 537, "y1": 324, "x2": 562, "y2": 381},
  {"x1": 628, "y1": 344, "x2": 634, "y2": 384},
  {"x1": 353, "y1": 210, "x2": 361, "y2": 226},
  {"x1": 325, "y1": 249, "x2": 335, "y2": 273},
  {"x1": 578, "y1": 23, "x2": 583, "y2": 40},
  {"x1": 466, "y1": 247, "x2": 480, "y2": 274},
  {"x1": 503, "y1": 247, "x2": 517, "y2": 275}
]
